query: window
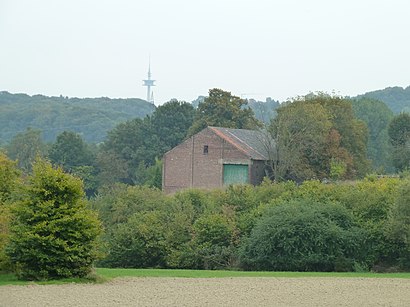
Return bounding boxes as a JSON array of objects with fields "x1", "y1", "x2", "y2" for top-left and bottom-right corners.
[{"x1": 203, "y1": 145, "x2": 209, "y2": 154}]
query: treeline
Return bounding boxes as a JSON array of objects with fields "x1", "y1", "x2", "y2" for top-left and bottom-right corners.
[
  {"x1": 0, "y1": 91, "x2": 154, "y2": 144},
  {"x1": 92, "y1": 178, "x2": 410, "y2": 272},
  {"x1": 1, "y1": 89, "x2": 410, "y2": 279},
  {"x1": 357, "y1": 86, "x2": 410, "y2": 114},
  {"x1": 1, "y1": 99, "x2": 196, "y2": 195},
  {"x1": 1, "y1": 89, "x2": 410, "y2": 196},
  {"x1": 2, "y1": 85, "x2": 410, "y2": 145}
]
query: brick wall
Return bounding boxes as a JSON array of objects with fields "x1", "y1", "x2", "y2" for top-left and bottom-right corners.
[
  {"x1": 162, "y1": 138, "x2": 193, "y2": 194},
  {"x1": 163, "y1": 127, "x2": 264, "y2": 194}
]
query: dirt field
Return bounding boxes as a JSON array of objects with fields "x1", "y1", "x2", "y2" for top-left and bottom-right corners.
[{"x1": 1, "y1": 277, "x2": 410, "y2": 307}]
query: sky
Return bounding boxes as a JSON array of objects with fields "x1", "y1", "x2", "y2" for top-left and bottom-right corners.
[{"x1": 1, "y1": 0, "x2": 410, "y2": 105}]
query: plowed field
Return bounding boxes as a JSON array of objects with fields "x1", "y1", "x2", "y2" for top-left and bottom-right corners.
[{"x1": 1, "y1": 277, "x2": 410, "y2": 306}]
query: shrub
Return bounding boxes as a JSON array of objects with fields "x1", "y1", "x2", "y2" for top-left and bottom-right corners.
[
  {"x1": 0, "y1": 153, "x2": 21, "y2": 272},
  {"x1": 386, "y1": 179, "x2": 410, "y2": 269},
  {"x1": 100, "y1": 210, "x2": 167, "y2": 268},
  {"x1": 189, "y1": 214, "x2": 238, "y2": 269},
  {"x1": 6, "y1": 159, "x2": 101, "y2": 280},
  {"x1": 91, "y1": 184, "x2": 167, "y2": 227},
  {"x1": 239, "y1": 200, "x2": 367, "y2": 271}
]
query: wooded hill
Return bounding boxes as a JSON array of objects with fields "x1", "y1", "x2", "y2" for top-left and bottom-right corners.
[
  {"x1": 1, "y1": 85, "x2": 410, "y2": 145},
  {"x1": 355, "y1": 86, "x2": 410, "y2": 114},
  {"x1": 0, "y1": 91, "x2": 154, "y2": 144}
]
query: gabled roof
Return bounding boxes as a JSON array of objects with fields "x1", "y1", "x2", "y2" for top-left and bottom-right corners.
[{"x1": 209, "y1": 126, "x2": 274, "y2": 161}]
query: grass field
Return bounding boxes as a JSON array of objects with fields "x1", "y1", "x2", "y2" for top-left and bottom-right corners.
[
  {"x1": 1, "y1": 268, "x2": 410, "y2": 286},
  {"x1": 96, "y1": 268, "x2": 410, "y2": 279}
]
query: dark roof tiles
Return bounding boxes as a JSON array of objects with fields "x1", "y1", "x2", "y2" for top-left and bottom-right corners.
[{"x1": 209, "y1": 126, "x2": 274, "y2": 160}]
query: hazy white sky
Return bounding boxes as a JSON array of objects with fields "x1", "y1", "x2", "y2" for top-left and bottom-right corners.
[{"x1": 1, "y1": 0, "x2": 409, "y2": 104}]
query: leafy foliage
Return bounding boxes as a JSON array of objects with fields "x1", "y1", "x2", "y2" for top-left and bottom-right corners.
[
  {"x1": 269, "y1": 99, "x2": 332, "y2": 181},
  {"x1": 92, "y1": 177, "x2": 409, "y2": 272},
  {"x1": 188, "y1": 88, "x2": 261, "y2": 136},
  {"x1": 0, "y1": 91, "x2": 155, "y2": 143},
  {"x1": 270, "y1": 94, "x2": 369, "y2": 181},
  {"x1": 6, "y1": 159, "x2": 101, "y2": 280},
  {"x1": 5, "y1": 128, "x2": 48, "y2": 172},
  {"x1": 247, "y1": 98, "x2": 280, "y2": 124},
  {"x1": 101, "y1": 211, "x2": 168, "y2": 268},
  {"x1": 100, "y1": 100, "x2": 194, "y2": 185},
  {"x1": 49, "y1": 131, "x2": 95, "y2": 171},
  {"x1": 0, "y1": 154, "x2": 21, "y2": 271},
  {"x1": 357, "y1": 86, "x2": 410, "y2": 114},
  {"x1": 351, "y1": 97, "x2": 394, "y2": 172},
  {"x1": 240, "y1": 200, "x2": 366, "y2": 271},
  {"x1": 387, "y1": 180, "x2": 410, "y2": 268},
  {"x1": 388, "y1": 113, "x2": 410, "y2": 171}
]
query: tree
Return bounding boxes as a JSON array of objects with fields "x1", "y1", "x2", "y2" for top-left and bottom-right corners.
[
  {"x1": 188, "y1": 88, "x2": 261, "y2": 136},
  {"x1": 100, "y1": 118, "x2": 150, "y2": 184},
  {"x1": 269, "y1": 100, "x2": 333, "y2": 181},
  {"x1": 135, "y1": 158, "x2": 163, "y2": 188},
  {"x1": 95, "y1": 151, "x2": 129, "y2": 187},
  {"x1": 352, "y1": 98, "x2": 394, "y2": 172},
  {"x1": 150, "y1": 100, "x2": 195, "y2": 152},
  {"x1": 6, "y1": 159, "x2": 101, "y2": 280},
  {"x1": 49, "y1": 131, "x2": 97, "y2": 195},
  {"x1": 0, "y1": 153, "x2": 21, "y2": 271},
  {"x1": 311, "y1": 94, "x2": 370, "y2": 177},
  {"x1": 0, "y1": 91, "x2": 154, "y2": 144},
  {"x1": 100, "y1": 100, "x2": 195, "y2": 185},
  {"x1": 269, "y1": 94, "x2": 370, "y2": 182},
  {"x1": 49, "y1": 131, "x2": 94, "y2": 171},
  {"x1": 6, "y1": 128, "x2": 47, "y2": 172},
  {"x1": 388, "y1": 113, "x2": 410, "y2": 171}
]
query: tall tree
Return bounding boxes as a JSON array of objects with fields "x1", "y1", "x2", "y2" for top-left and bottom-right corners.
[
  {"x1": 352, "y1": 98, "x2": 394, "y2": 172},
  {"x1": 269, "y1": 100, "x2": 333, "y2": 181},
  {"x1": 49, "y1": 131, "x2": 94, "y2": 171},
  {"x1": 100, "y1": 100, "x2": 194, "y2": 185},
  {"x1": 150, "y1": 99, "x2": 195, "y2": 152},
  {"x1": 388, "y1": 113, "x2": 410, "y2": 172},
  {"x1": 5, "y1": 128, "x2": 47, "y2": 172},
  {"x1": 311, "y1": 94, "x2": 370, "y2": 177},
  {"x1": 188, "y1": 88, "x2": 261, "y2": 136},
  {"x1": 270, "y1": 94, "x2": 369, "y2": 181}
]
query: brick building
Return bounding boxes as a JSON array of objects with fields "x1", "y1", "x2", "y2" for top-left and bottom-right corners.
[{"x1": 162, "y1": 126, "x2": 273, "y2": 194}]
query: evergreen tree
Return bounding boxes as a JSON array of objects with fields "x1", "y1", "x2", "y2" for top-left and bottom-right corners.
[{"x1": 7, "y1": 159, "x2": 101, "y2": 280}]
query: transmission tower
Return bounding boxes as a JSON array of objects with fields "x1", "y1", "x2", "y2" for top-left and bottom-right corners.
[{"x1": 142, "y1": 59, "x2": 155, "y2": 104}]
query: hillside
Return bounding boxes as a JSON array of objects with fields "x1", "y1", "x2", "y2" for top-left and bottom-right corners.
[
  {"x1": 0, "y1": 91, "x2": 155, "y2": 143},
  {"x1": 356, "y1": 86, "x2": 410, "y2": 114}
]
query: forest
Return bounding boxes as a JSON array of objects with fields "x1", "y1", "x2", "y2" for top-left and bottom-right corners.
[
  {"x1": 0, "y1": 91, "x2": 154, "y2": 144},
  {"x1": 1, "y1": 87, "x2": 410, "y2": 280},
  {"x1": 1, "y1": 85, "x2": 410, "y2": 145}
]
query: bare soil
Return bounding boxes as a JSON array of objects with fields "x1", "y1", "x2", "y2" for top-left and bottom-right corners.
[{"x1": 1, "y1": 277, "x2": 410, "y2": 307}]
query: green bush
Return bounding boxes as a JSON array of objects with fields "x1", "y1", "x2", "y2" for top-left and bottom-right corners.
[
  {"x1": 387, "y1": 179, "x2": 410, "y2": 269},
  {"x1": 0, "y1": 153, "x2": 21, "y2": 272},
  {"x1": 91, "y1": 177, "x2": 408, "y2": 272},
  {"x1": 189, "y1": 214, "x2": 238, "y2": 269},
  {"x1": 6, "y1": 159, "x2": 101, "y2": 280},
  {"x1": 100, "y1": 211, "x2": 167, "y2": 268},
  {"x1": 239, "y1": 200, "x2": 367, "y2": 271},
  {"x1": 91, "y1": 184, "x2": 168, "y2": 227}
]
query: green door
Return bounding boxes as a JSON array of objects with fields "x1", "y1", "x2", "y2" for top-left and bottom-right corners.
[{"x1": 223, "y1": 164, "x2": 249, "y2": 185}]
